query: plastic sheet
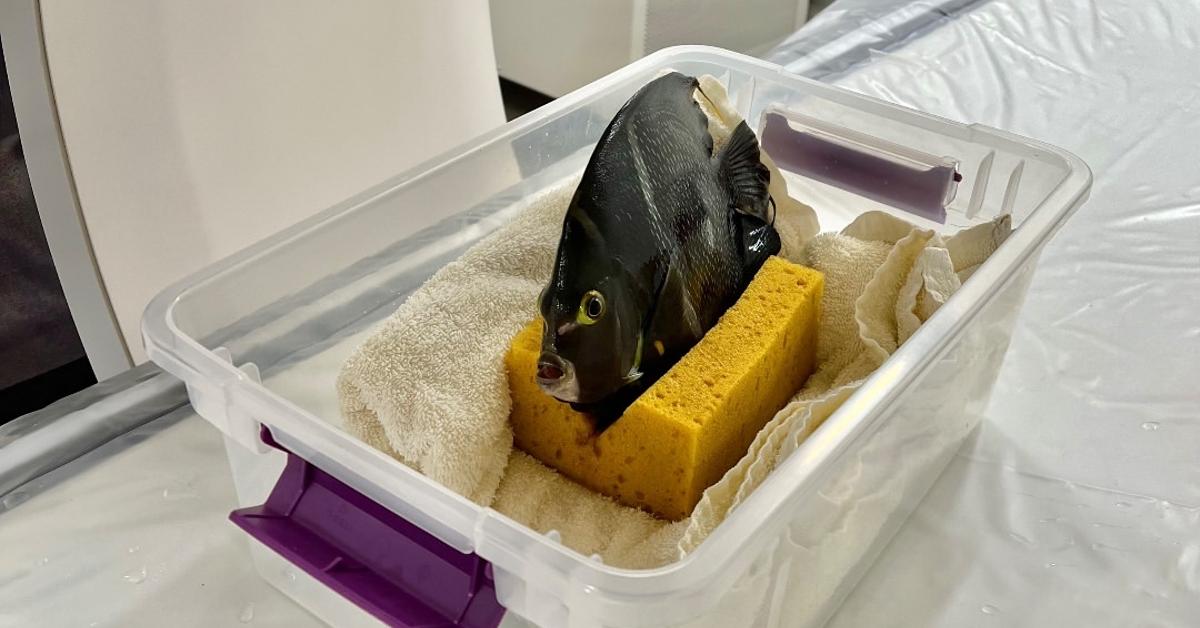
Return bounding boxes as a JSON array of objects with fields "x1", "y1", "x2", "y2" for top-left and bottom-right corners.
[
  {"x1": 0, "y1": 409, "x2": 320, "y2": 627},
  {"x1": 767, "y1": 0, "x2": 985, "y2": 78},
  {"x1": 0, "y1": 364, "x2": 186, "y2": 499},
  {"x1": 793, "y1": 0, "x2": 1200, "y2": 625}
]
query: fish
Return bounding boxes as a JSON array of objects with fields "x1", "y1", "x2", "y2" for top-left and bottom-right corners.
[{"x1": 535, "y1": 72, "x2": 781, "y2": 429}]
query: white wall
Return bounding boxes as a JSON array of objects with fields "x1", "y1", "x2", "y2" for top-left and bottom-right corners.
[
  {"x1": 490, "y1": 0, "x2": 808, "y2": 98},
  {"x1": 492, "y1": 0, "x2": 635, "y2": 98},
  {"x1": 39, "y1": 0, "x2": 505, "y2": 363}
]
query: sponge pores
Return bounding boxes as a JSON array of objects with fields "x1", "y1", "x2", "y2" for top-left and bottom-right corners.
[{"x1": 506, "y1": 256, "x2": 823, "y2": 520}]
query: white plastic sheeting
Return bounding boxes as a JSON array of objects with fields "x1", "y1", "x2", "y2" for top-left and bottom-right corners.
[
  {"x1": 0, "y1": 413, "x2": 318, "y2": 627},
  {"x1": 2, "y1": 0, "x2": 1198, "y2": 625},
  {"x1": 781, "y1": 0, "x2": 1200, "y2": 625},
  {"x1": 769, "y1": 0, "x2": 981, "y2": 79}
]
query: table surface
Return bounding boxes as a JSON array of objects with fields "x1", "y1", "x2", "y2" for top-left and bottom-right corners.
[
  {"x1": 4, "y1": 0, "x2": 1200, "y2": 626},
  {"x1": 0, "y1": 411, "x2": 320, "y2": 627},
  {"x1": 813, "y1": 0, "x2": 1200, "y2": 625}
]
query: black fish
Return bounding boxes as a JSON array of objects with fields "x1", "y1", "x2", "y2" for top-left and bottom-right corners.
[{"x1": 535, "y1": 72, "x2": 780, "y2": 429}]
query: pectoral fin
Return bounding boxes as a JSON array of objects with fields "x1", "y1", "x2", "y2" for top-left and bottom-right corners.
[
  {"x1": 735, "y1": 208, "x2": 781, "y2": 283},
  {"x1": 718, "y1": 121, "x2": 771, "y2": 219}
]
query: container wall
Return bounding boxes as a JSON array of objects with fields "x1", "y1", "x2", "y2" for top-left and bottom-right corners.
[
  {"x1": 248, "y1": 536, "x2": 385, "y2": 627},
  {"x1": 732, "y1": 254, "x2": 1041, "y2": 628},
  {"x1": 746, "y1": 79, "x2": 1073, "y2": 234},
  {"x1": 536, "y1": 255, "x2": 1042, "y2": 628},
  {"x1": 155, "y1": 49, "x2": 1072, "y2": 379},
  {"x1": 144, "y1": 47, "x2": 1088, "y2": 628}
]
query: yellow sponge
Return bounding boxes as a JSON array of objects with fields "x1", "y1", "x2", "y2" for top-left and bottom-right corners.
[{"x1": 506, "y1": 256, "x2": 823, "y2": 520}]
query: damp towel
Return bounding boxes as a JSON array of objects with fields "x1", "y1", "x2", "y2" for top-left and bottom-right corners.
[
  {"x1": 336, "y1": 75, "x2": 1011, "y2": 568},
  {"x1": 337, "y1": 76, "x2": 813, "y2": 566},
  {"x1": 680, "y1": 211, "x2": 1010, "y2": 552}
]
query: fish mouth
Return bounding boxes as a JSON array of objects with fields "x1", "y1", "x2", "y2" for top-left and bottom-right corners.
[{"x1": 537, "y1": 353, "x2": 582, "y2": 403}]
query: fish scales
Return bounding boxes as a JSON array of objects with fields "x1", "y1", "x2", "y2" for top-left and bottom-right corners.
[{"x1": 536, "y1": 72, "x2": 780, "y2": 428}]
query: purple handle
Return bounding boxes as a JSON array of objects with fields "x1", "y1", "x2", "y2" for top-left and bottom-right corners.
[
  {"x1": 760, "y1": 111, "x2": 959, "y2": 223},
  {"x1": 230, "y1": 428, "x2": 505, "y2": 628}
]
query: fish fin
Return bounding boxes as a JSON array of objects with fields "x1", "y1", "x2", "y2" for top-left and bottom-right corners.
[
  {"x1": 718, "y1": 121, "x2": 772, "y2": 219},
  {"x1": 735, "y1": 210, "x2": 782, "y2": 282},
  {"x1": 628, "y1": 332, "x2": 645, "y2": 380}
]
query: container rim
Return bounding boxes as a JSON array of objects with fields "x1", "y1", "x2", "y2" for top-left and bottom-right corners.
[{"x1": 142, "y1": 45, "x2": 1093, "y2": 614}]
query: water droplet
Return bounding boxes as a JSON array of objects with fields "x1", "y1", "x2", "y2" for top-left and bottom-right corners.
[
  {"x1": 123, "y1": 566, "x2": 147, "y2": 584},
  {"x1": 1007, "y1": 531, "x2": 1033, "y2": 546},
  {"x1": 546, "y1": 529, "x2": 562, "y2": 543},
  {"x1": 1044, "y1": 562, "x2": 1057, "y2": 569},
  {"x1": 162, "y1": 483, "x2": 199, "y2": 500},
  {"x1": 981, "y1": 604, "x2": 999, "y2": 615},
  {"x1": 1037, "y1": 516, "x2": 1062, "y2": 523},
  {"x1": 285, "y1": 570, "x2": 297, "y2": 582},
  {"x1": 128, "y1": 545, "x2": 140, "y2": 554},
  {"x1": 1141, "y1": 421, "x2": 1160, "y2": 431},
  {"x1": 35, "y1": 556, "x2": 49, "y2": 567},
  {"x1": 1089, "y1": 541, "x2": 1133, "y2": 553},
  {"x1": 1115, "y1": 501, "x2": 1132, "y2": 509},
  {"x1": 1091, "y1": 521, "x2": 1133, "y2": 530},
  {"x1": 238, "y1": 603, "x2": 255, "y2": 623}
]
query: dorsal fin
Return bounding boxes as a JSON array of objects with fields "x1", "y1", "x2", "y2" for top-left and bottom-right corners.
[{"x1": 718, "y1": 121, "x2": 771, "y2": 220}]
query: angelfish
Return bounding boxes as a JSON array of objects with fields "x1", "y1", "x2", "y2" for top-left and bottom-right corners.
[{"x1": 536, "y1": 72, "x2": 780, "y2": 428}]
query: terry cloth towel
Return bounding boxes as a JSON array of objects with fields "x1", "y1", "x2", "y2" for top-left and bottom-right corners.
[
  {"x1": 337, "y1": 72, "x2": 1011, "y2": 567},
  {"x1": 678, "y1": 211, "x2": 1011, "y2": 553},
  {"x1": 337, "y1": 76, "x2": 817, "y2": 567}
]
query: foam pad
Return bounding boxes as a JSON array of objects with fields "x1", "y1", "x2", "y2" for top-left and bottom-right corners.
[{"x1": 507, "y1": 257, "x2": 823, "y2": 520}]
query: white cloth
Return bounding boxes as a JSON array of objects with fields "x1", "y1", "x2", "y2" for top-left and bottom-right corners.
[
  {"x1": 682, "y1": 212, "x2": 1009, "y2": 553},
  {"x1": 336, "y1": 75, "x2": 1008, "y2": 568},
  {"x1": 335, "y1": 75, "x2": 823, "y2": 567},
  {"x1": 781, "y1": 0, "x2": 1200, "y2": 626}
]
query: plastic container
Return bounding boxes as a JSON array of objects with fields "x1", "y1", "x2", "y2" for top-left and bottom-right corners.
[{"x1": 143, "y1": 46, "x2": 1090, "y2": 628}]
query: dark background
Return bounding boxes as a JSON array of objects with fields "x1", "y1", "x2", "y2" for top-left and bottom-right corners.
[{"x1": 0, "y1": 38, "x2": 95, "y2": 424}]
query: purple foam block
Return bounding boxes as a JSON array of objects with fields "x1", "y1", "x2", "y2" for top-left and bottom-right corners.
[
  {"x1": 759, "y1": 111, "x2": 958, "y2": 224},
  {"x1": 230, "y1": 427, "x2": 504, "y2": 628}
]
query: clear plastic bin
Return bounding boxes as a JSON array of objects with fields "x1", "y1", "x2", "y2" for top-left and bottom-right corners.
[{"x1": 143, "y1": 46, "x2": 1090, "y2": 628}]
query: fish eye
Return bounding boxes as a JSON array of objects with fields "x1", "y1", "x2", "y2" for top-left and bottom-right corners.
[{"x1": 577, "y1": 290, "x2": 606, "y2": 324}]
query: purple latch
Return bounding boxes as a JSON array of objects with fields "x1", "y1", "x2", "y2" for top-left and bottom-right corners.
[
  {"x1": 230, "y1": 428, "x2": 505, "y2": 628},
  {"x1": 759, "y1": 111, "x2": 959, "y2": 223}
]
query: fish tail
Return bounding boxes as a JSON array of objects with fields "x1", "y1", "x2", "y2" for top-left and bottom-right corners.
[{"x1": 718, "y1": 121, "x2": 772, "y2": 220}]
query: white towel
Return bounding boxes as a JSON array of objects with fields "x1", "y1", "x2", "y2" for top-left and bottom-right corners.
[
  {"x1": 337, "y1": 76, "x2": 817, "y2": 567},
  {"x1": 336, "y1": 74, "x2": 1010, "y2": 568},
  {"x1": 338, "y1": 181, "x2": 564, "y2": 504},
  {"x1": 680, "y1": 212, "x2": 1010, "y2": 553},
  {"x1": 492, "y1": 452, "x2": 691, "y2": 569}
]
